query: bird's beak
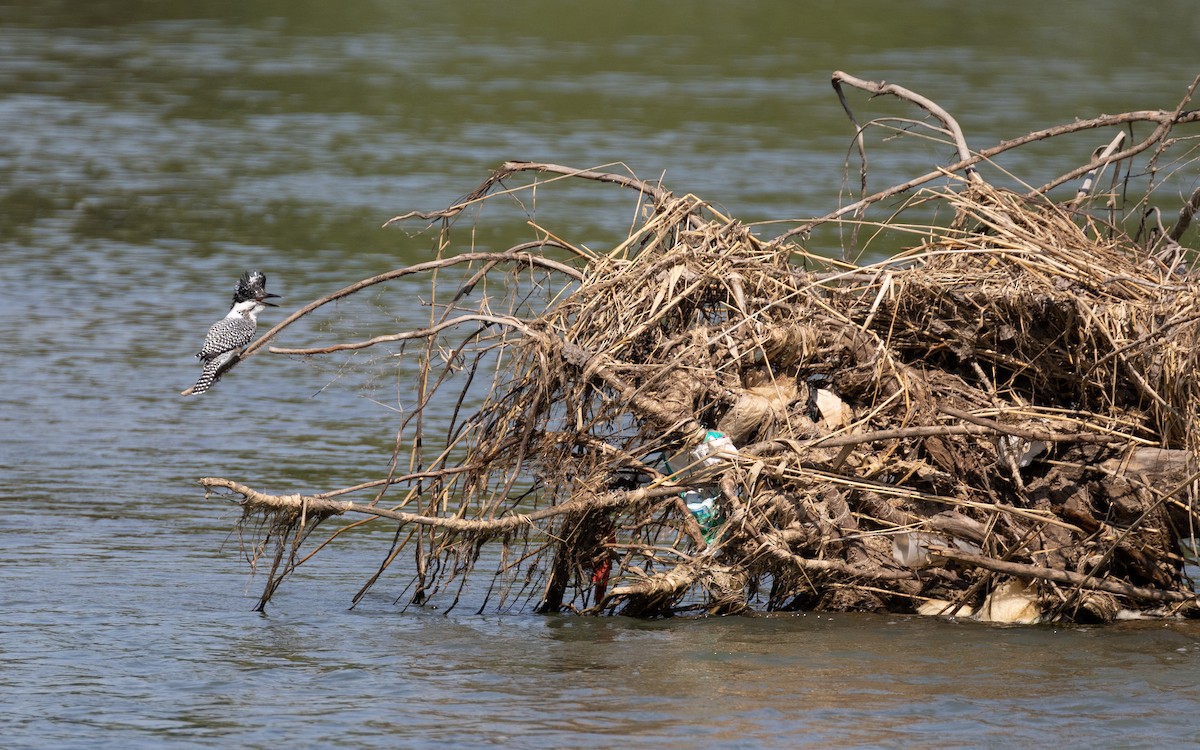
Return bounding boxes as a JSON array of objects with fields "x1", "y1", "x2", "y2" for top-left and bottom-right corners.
[{"x1": 259, "y1": 293, "x2": 281, "y2": 307}]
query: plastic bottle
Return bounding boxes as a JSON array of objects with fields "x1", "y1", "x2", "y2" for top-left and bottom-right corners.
[
  {"x1": 682, "y1": 487, "x2": 722, "y2": 543},
  {"x1": 690, "y1": 429, "x2": 737, "y2": 468},
  {"x1": 666, "y1": 430, "x2": 736, "y2": 545}
]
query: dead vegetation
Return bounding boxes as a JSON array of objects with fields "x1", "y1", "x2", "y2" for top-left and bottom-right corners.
[{"x1": 201, "y1": 72, "x2": 1200, "y2": 623}]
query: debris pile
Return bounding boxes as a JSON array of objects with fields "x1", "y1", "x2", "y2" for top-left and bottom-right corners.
[{"x1": 203, "y1": 73, "x2": 1200, "y2": 622}]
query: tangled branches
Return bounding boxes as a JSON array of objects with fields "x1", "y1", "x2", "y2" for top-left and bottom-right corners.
[{"x1": 203, "y1": 72, "x2": 1200, "y2": 622}]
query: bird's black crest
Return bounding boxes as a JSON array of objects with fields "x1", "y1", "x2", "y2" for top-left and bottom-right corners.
[{"x1": 232, "y1": 270, "x2": 269, "y2": 304}]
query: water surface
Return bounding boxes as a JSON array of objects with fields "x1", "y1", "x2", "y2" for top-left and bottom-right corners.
[{"x1": 3, "y1": 2, "x2": 1200, "y2": 747}]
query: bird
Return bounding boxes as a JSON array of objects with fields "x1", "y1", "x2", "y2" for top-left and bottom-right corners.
[{"x1": 189, "y1": 271, "x2": 280, "y2": 396}]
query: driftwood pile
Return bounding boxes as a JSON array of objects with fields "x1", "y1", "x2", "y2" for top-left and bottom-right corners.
[{"x1": 202, "y1": 72, "x2": 1200, "y2": 623}]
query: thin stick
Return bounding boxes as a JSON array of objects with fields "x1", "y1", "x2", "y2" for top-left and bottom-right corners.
[
  {"x1": 268, "y1": 313, "x2": 533, "y2": 356},
  {"x1": 1068, "y1": 131, "x2": 1128, "y2": 210},
  {"x1": 383, "y1": 161, "x2": 671, "y2": 226},
  {"x1": 739, "y1": 410, "x2": 1128, "y2": 458},
  {"x1": 1168, "y1": 186, "x2": 1200, "y2": 242}
]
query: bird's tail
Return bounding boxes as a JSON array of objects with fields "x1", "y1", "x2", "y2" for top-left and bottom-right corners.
[
  {"x1": 190, "y1": 360, "x2": 222, "y2": 395},
  {"x1": 190, "y1": 351, "x2": 237, "y2": 396}
]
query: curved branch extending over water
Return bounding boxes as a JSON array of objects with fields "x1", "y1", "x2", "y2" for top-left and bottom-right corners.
[{"x1": 179, "y1": 247, "x2": 582, "y2": 395}]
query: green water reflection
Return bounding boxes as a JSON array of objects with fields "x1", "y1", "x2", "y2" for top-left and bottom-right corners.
[{"x1": 4, "y1": 0, "x2": 1198, "y2": 263}]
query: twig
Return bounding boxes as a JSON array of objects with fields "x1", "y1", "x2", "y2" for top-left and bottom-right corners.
[
  {"x1": 1068, "y1": 131, "x2": 1128, "y2": 210},
  {"x1": 383, "y1": 161, "x2": 672, "y2": 227},
  {"x1": 268, "y1": 313, "x2": 533, "y2": 356},
  {"x1": 1036, "y1": 75, "x2": 1200, "y2": 196},
  {"x1": 1168, "y1": 186, "x2": 1200, "y2": 241},
  {"x1": 779, "y1": 107, "x2": 1200, "y2": 240},
  {"x1": 935, "y1": 406, "x2": 1134, "y2": 446}
]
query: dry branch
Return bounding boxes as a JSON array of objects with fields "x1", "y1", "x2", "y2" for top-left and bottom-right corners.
[
  {"x1": 779, "y1": 72, "x2": 1200, "y2": 240},
  {"x1": 929, "y1": 547, "x2": 1197, "y2": 605},
  {"x1": 831, "y1": 70, "x2": 982, "y2": 184},
  {"x1": 202, "y1": 476, "x2": 683, "y2": 533}
]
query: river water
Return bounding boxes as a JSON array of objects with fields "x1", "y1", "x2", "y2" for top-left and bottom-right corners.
[{"x1": 3, "y1": 2, "x2": 1200, "y2": 747}]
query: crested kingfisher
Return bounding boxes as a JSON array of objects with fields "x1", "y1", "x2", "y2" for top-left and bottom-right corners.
[{"x1": 189, "y1": 271, "x2": 280, "y2": 395}]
